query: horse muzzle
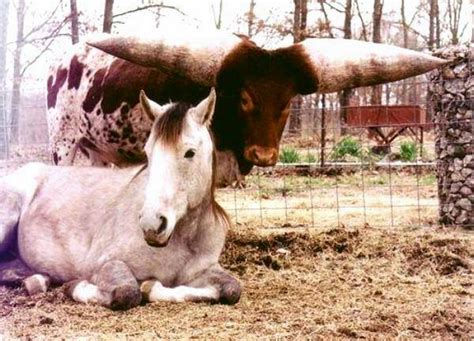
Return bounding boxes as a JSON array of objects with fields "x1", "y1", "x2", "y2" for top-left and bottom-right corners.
[
  {"x1": 143, "y1": 229, "x2": 171, "y2": 247},
  {"x1": 139, "y1": 213, "x2": 175, "y2": 247}
]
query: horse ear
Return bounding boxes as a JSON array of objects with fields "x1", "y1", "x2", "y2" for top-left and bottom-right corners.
[
  {"x1": 139, "y1": 90, "x2": 165, "y2": 120},
  {"x1": 192, "y1": 88, "x2": 216, "y2": 126}
]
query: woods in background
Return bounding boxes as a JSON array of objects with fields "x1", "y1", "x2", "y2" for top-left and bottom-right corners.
[{"x1": 0, "y1": 0, "x2": 469, "y2": 146}]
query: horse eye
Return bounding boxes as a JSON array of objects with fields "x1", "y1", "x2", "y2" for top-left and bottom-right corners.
[{"x1": 184, "y1": 149, "x2": 195, "y2": 159}]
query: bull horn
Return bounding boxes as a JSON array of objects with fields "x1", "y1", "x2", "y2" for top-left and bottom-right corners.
[
  {"x1": 87, "y1": 33, "x2": 242, "y2": 86},
  {"x1": 297, "y1": 39, "x2": 447, "y2": 93}
]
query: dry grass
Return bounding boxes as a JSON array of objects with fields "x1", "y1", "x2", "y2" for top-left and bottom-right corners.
[
  {"x1": 217, "y1": 170, "x2": 438, "y2": 229},
  {"x1": 1, "y1": 147, "x2": 471, "y2": 338},
  {"x1": 1, "y1": 225, "x2": 472, "y2": 339}
]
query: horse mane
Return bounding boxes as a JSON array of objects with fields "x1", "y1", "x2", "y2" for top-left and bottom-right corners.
[
  {"x1": 210, "y1": 133, "x2": 231, "y2": 230},
  {"x1": 153, "y1": 102, "x2": 193, "y2": 146}
]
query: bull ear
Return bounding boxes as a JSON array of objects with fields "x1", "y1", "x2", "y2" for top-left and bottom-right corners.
[
  {"x1": 87, "y1": 33, "x2": 243, "y2": 86},
  {"x1": 139, "y1": 90, "x2": 165, "y2": 121},
  {"x1": 291, "y1": 39, "x2": 447, "y2": 94},
  {"x1": 192, "y1": 88, "x2": 216, "y2": 127}
]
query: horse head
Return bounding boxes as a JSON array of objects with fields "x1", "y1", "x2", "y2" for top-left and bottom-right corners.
[{"x1": 138, "y1": 89, "x2": 216, "y2": 247}]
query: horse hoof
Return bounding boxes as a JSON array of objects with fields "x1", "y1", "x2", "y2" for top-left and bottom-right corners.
[
  {"x1": 24, "y1": 274, "x2": 50, "y2": 295},
  {"x1": 219, "y1": 279, "x2": 241, "y2": 305},
  {"x1": 110, "y1": 285, "x2": 141, "y2": 310}
]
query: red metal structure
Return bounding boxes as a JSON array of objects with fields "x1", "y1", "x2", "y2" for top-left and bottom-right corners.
[{"x1": 345, "y1": 105, "x2": 427, "y2": 151}]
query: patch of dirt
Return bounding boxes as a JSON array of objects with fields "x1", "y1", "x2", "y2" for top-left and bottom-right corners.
[
  {"x1": 403, "y1": 237, "x2": 472, "y2": 275},
  {"x1": 1, "y1": 226, "x2": 473, "y2": 339},
  {"x1": 222, "y1": 227, "x2": 361, "y2": 274}
]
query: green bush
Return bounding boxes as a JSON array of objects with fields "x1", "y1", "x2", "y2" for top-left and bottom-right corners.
[
  {"x1": 279, "y1": 147, "x2": 300, "y2": 163},
  {"x1": 399, "y1": 141, "x2": 418, "y2": 161},
  {"x1": 304, "y1": 153, "x2": 317, "y2": 163},
  {"x1": 331, "y1": 137, "x2": 362, "y2": 160}
]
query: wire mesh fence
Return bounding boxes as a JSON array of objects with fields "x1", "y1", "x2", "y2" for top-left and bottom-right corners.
[
  {"x1": 216, "y1": 101, "x2": 441, "y2": 230},
  {"x1": 0, "y1": 90, "x2": 440, "y2": 231},
  {"x1": 0, "y1": 73, "x2": 471, "y2": 230}
]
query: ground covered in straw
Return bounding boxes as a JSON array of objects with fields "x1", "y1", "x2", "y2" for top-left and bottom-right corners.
[{"x1": 0, "y1": 225, "x2": 472, "y2": 339}]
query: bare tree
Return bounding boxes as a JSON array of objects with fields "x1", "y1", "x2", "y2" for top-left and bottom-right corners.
[
  {"x1": 288, "y1": 0, "x2": 308, "y2": 135},
  {"x1": 246, "y1": 0, "x2": 256, "y2": 37},
  {"x1": 0, "y1": 0, "x2": 10, "y2": 157},
  {"x1": 353, "y1": 0, "x2": 368, "y2": 41},
  {"x1": 318, "y1": 0, "x2": 335, "y2": 38},
  {"x1": 103, "y1": 0, "x2": 114, "y2": 33},
  {"x1": 10, "y1": 0, "x2": 26, "y2": 144},
  {"x1": 70, "y1": 0, "x2": 79, "y2": 44},
  {"x1": 447, "y1": 0, "x2": 463, "y2": 45},
  {"x1": 435, "y1": 0, "x2": 440, "y2": 48},
  {"x1": 372, "y1": 0, "x2": 383, "y2": 43},
  {"x1": 108, "y1": 2, "x2": 184, "y2": 32},
  {"x1": 428, "y1": 0, "x2": 437, "y2": 50},
  {"x1": 292, "y1": 0, "x2": 307, "y2": 43},
  {"x1": 400, "y1": 0, "x2": 408, "y2": 103},
  {"x1": 212, "y1": 0, "x2": 223, "y2": 30},
  {"x1": 339, "y1": 0, "x2": 352, "y2": 134},
  {"x1": 370, "y1": 0, "x2": 383, "y2": 105},
  {"x1": 400, "y1": 0, "x2": 408, "y2": 48},
  {"x1": 9, "y1": 0, "x2": 69, "y2": 144}
]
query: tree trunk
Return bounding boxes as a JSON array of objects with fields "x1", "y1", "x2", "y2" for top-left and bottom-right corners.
[
  {"x1": 339, "y1": 0, "x2": 352, "y2": 135},
  {"x1": 70, "y1": 0, "x2": 79, "y2": 44},
  {"x1": 213, "y1": 0, "x2": 223, "y2": 30},
  {"x1": 447, "y1": 0, "x2": 462, "y2": 45},
  {"x1": 319, "y1": 0, "x2": 334, "y2": 38},
  {"x1": 288, "y1": 0, "x2": 308, "y2": 135},
  {"x1": 354, "y1": 0, "x2": 367, "y2": 41},
  {"x1": 428, "y1": 0, "x2": 435, "y2": 50},
  {"x1": 343, "y1": 0, "x2": 352, "y2": 39},
  {"x1": 293, "y1": 0, "x2": 302, "y2": 43},
  {"x1": 103, "y1": 0, "x2": 114, "y2": 33},
  {"x1": 400, "y1": 0, "x2": 408, "y2": 103},
  {"x1": 0, "y1": 0, "x2": 10, "y2": 157},
  {"x1": 300, "y1": 0, "x2": 307, "y2": 38},
  {"x1": 247, "y1": 0, "x2": 256, "y2": 37},
  {"x1": 370, "y1": 0, "x2": 383, "y2": 105},
  {"x1": 10, "y1": 0, "x2": 25, "y2": 145},
  {"x1": 435, "y1": 0, "x2": 440, "y2": 48}
]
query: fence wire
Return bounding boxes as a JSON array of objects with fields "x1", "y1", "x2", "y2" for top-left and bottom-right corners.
[{"x1": 0, "y1": 85, "x2": 471, "y2": 230}]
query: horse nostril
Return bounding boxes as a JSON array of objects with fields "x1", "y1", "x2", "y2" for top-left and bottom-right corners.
[{"x1": 157, "y1": 216, "x2": 167, "y2": 234}]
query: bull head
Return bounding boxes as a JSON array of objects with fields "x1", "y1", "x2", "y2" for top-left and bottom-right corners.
[{"x1": 88, "y1": 33, "x2": 446, "y2": 170}]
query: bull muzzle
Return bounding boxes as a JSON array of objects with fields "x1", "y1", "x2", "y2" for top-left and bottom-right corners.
[{"x1": 244, "y1": 146, "x2": 278, "y2": 167}]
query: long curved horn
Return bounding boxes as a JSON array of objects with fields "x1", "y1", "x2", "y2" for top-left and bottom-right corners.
[
  {"x1": 296, "y1": 39, "x2": 447, "y2": 93},
  {"x1": 87, "y1": 33, "x2": 243, "y2": 86}
]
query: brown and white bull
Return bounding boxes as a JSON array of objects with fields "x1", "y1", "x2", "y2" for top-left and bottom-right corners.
[{"x1": 47, "y1": 32, "x2": 445, "y2": 185}]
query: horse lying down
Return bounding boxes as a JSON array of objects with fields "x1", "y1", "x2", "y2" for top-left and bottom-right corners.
[{"x1": 0, "y1": 89, "x2": 241, "y2": 310}]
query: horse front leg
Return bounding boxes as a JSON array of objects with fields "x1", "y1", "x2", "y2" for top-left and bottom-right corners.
[
  {"x1": 65, "y1": 260, "x2": 141, "y2": 310},
  {"x1": 0, "y1": 190, "x2": 21, "y2": 254},
  {"x1": 141, "y1": 264, "x2": 241, "y2": 305}
]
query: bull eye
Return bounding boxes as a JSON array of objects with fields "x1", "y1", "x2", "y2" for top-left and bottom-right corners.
[
  {"x1": 184, "y1": 149, "x2": 196, "y2": 159},
  {"x1": 240, "y1": 91, "x2": 254, "y2": 112}
]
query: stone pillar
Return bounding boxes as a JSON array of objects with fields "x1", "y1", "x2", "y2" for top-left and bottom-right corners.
[{"x1": 430, "y1": 45, "x2": 473, "y2": 228}]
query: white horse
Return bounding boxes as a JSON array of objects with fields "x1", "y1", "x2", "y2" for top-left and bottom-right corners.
[{"x1": 0, "y1": 89, "x2": 241, "y2": 310}]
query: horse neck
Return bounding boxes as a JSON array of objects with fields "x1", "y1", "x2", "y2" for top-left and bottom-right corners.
[{"x1": 174, "y1": 190, "x2": 228, "y2": 248}]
